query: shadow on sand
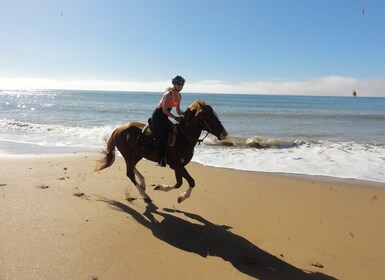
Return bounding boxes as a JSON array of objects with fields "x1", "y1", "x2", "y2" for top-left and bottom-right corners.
[{"x1": 104, "y1": 200, "x2": 336, "y2": 280}]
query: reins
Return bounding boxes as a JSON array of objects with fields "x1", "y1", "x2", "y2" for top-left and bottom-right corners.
[
  {"x1": 178, "y1": 108, "x2": 214, "y2": 145},
  {"x1": 178, "y1": 123, "x2": 209, "y2": 145}
]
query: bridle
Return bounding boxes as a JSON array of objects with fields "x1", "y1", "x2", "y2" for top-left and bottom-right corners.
[
  {"x1": 178, "y1": 108, "x2": 218, "y2": 145},
  {"x1": 178, "y1": 125, "x2": 209, "y2": 145}
]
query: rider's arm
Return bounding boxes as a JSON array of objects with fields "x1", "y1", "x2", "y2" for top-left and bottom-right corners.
[{"x1": 176, "y1": 94, "x2": 183, "y2": 116}]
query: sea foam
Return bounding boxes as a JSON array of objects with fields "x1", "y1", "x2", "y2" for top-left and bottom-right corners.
[{"x1": 194, "y1": 139, "x2": 385, "y2": 184}]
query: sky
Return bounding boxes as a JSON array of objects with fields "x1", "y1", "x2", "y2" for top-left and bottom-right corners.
[{"x1": 0, "y1": 0, "x2": 385, "y2": 96}]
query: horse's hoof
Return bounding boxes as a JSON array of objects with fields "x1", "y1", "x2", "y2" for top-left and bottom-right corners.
[
  {"x1": 177, "y1": 197, "x2": 183, "y2": 203},
  {"x1": 153, "y1": 185, "x2": 161, "y2": 191},
  {"x1": 144, "y1": 197, "x2": 152, "y2": 204}
]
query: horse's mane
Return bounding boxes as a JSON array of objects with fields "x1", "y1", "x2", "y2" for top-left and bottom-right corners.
[
  {"x1": 182, "y1": 100, "x2": 212, "y2": 125},
  {"x1": 187, "y1": 100, "x2": 210, "y2": 117}
]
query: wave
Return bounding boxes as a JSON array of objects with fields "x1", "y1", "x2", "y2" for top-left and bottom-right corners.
[
  {"x1": 2, "y1": 118, "x2": 384, "y2": 153},
  {"x1": 0, "y1": 118, "x2": 113, "y2": 147},
  {"x1": 2, "y1": 118, "x2": 385, "y2": 183},
  {"x1": 0, "y1": 118, "x2": 306, "y2": 150},
  {"x1": 1, "y1": 118, "x2": 79, "y2": 134},
  {"x1": 193, "y1": 139, "x2": 385, "y2": 184},
  {"x1": 204, "y1": 135, "x2": 307, "y2": 149},
  {"x1": 0, "y1": 89, "x2": 59, "y2": 97}
]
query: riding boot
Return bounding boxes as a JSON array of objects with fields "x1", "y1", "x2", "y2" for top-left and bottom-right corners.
[{"x1": 157, "y1": 141, "x2": 167, "y2": 167}]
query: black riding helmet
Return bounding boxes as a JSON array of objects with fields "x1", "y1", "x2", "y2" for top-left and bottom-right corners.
[{"x1": 172, "y1": 75, "x2": 185, "y2": 85}]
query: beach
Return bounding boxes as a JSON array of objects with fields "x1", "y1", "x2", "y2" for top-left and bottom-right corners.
[{"x1": 1, "y1": 153, "x2": 384, "y2": 280}]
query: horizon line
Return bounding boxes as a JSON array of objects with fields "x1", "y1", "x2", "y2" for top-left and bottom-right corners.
[{"x1": 1, "y1": 75, "x2": 384, "y2": 97}]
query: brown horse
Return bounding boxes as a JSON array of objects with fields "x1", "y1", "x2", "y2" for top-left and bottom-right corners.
[{"x1": 95, "y1": 100, "x2": 228, "y2": 203}]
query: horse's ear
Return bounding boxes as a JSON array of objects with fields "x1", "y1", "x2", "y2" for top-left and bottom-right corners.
[
  {"x1": 194, "y1": 100, "x2": 207, "y2": 117},
  {"x1": 195, "y1": 105, "x2": 204, "y2": 117}
]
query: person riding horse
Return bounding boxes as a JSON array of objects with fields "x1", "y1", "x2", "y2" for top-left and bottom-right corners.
[
  {"x1": 96, "y1": 99, "x2": 228, "y2": 203},
  {"x1": 152, "y1": 75, "x2": 185, "y2": 167}
]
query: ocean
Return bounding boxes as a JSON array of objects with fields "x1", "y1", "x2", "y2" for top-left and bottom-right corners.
[{"x1": 1, "y1": 89, "x2": 385, "y2": 183}]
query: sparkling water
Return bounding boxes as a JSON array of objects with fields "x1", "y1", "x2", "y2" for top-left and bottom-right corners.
[{"x1": 1, "y1": 89, "x2": 385, "y2": 183}]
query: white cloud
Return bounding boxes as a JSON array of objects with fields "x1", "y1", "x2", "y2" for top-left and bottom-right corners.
[{"x1": 1, "y1": 76, "x2": 384, "y2": 97}]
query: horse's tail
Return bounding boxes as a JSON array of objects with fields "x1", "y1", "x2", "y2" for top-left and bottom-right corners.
[{"x1": 95, "y1": 129, "x2": 117, "y2": 172}]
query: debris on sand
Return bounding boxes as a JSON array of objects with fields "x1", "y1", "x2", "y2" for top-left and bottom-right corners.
[
  {"x1": 311, "y1": 262, "x2": 324, "y2": 268},
  {"x1": 36, "y1": 185, "x2": 49, "y2": 189},
  {"x1": 73, "y1": 192, "x2": 85, "y2": 197},
  {"x1": 125, "y1": 191, "x2": 137, "y2": 202}
]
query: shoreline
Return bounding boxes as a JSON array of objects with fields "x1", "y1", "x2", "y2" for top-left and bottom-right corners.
[
  {"x1": 1, "y1": 151, "x2": 384, "y2": 187},
  {"x1": 1, "y1": 153, "x2": 385, "y2": 279}
]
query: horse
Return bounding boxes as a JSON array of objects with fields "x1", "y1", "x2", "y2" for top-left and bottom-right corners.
[{"x1": 95, "y1": 100, "x2": 228, "y2": 204}]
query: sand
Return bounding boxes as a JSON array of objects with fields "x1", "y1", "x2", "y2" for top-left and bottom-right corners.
[{"x1": 1, "y1": 153, "x2": 384, "y2": 280}]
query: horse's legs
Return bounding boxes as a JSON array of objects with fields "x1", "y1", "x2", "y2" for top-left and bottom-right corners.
[
  {"x1": 154, "y1": 166, "x2": 195, "y2": 203},
  {"x1": 153, "y1": 165, "x2": 195, "y2": 203},
  {"x1": 153, "y1": 170, "x2": 182, "y2": 192},
  {"x1": 134, "y1": 167, "x2": 146, "y2": 190},
  {"x1": 123, "y1": 154, "x2": 152, "y2": 203},
  {"x1": 177, "y1": 166, "x2": 195, "y2": 203}
]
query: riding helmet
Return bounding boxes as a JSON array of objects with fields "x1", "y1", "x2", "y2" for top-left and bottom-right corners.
[{"x1": 172, "y1": 75, "x2": 185, "y2": 85}]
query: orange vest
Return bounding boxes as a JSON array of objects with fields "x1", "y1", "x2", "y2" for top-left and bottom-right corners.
[{"x1": 157, "y1": 90, "x2": 180, "y2": 109}]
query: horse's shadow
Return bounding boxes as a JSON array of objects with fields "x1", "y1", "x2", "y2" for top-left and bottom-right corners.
[{"x1": 104, "y1": 200, "x2": 336, "y2": 280}]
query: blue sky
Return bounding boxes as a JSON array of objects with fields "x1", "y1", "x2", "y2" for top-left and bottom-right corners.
[{"x1": 1, "y1": 0, "x2": 384, "y2": 96}]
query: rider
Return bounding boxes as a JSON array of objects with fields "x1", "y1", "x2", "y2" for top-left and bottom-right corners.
[{"x1": 152, "y1": 75, "x2": 185, "y2": 167}]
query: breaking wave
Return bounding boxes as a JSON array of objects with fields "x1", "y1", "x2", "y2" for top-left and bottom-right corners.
[
  {"x1": 0, "y1": 118, "x2": 113, "y2": 148},
  {"x1": 204, "y1": 135, "x2": 307, "y2": 149}
]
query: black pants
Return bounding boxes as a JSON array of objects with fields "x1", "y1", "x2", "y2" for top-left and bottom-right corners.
[{"x1": 151, "y1": 108, "x2": 172, "y2": 160}]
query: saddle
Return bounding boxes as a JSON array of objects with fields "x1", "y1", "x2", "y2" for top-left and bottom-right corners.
[{"x1": 137, "y1": 118, "x2": 177, "y2": 150}]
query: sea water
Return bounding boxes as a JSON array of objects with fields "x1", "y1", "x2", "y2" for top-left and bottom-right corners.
[{"x1": 1, "y1": 89, "x2": 385, "y2": 183}]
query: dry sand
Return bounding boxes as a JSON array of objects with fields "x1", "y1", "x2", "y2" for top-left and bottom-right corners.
[{"x1": 1, "y1": 153, "x2": 384, "y2": 280}]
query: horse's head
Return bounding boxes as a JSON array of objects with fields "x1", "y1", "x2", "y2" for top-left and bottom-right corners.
[{"x1": 185, "y1": 100, "x2": 228, "y2": 140}]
